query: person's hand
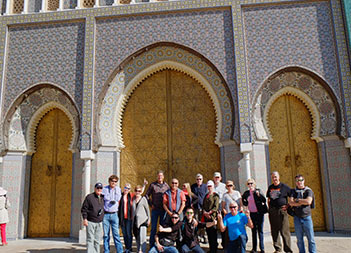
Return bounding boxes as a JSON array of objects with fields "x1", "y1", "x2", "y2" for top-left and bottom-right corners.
[
  {"x1": 144, "y1": 178, "x2": 148, "y2": 185},
  {"x1": 83, "y1": 219, "x2": 88, "y2": 227},
  {"x1": 244, "y1": 209, "x2": 250, "y2": 217},
  {"x1": 256, "y1": 190, "x2": 260, "y2": 197},
  {"x1": 193, "y1": 219, "x2": 198, "y2": 227},
  {"x1": 204, "y1": 211, "x2": 211, "y2": 219},
  {"x1": 217, "y1": 212, "x2": 222, "y2": 220},
  {"x1": 157, "y1": 243, "x2": 164, "y2": 252},
  {"x1": 159, "y1": 225, "x2": 165, "y2": 232},
  {"x1": 148, "y1": 220, "x2": 151, "y2": 227}
]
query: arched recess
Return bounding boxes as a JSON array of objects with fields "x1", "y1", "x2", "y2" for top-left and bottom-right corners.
[
  {"x1": 98, "y1": 43, "x2": 234, "y2": 150},
  {"x1": 252, "y1": 68, "x2": 343, "y2": 142},
  {"x1": 3, "y1": 84, "x2": 80, "y2": 154}
]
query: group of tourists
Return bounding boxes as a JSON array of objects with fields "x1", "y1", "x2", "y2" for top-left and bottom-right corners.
[{"x1": 81, "y1": 170, "x2": 316, "y2": 253}]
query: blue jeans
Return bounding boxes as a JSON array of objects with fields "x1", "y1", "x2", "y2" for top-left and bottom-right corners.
[
  {"x1": 226, "y1": 234, "x2": 247, "y2": 253},
  {"x1": 250, "y1": 212, "x2": 265, "y2": 251},
  {"x1": 103, "y1": 213, "x2": 123, "y2": 253},
  {"x1": 121, "y1": 219, "x2": 133, "y2": 251},
  {"x1": 181, "y1": 244, "x2": 205, "y2": 253},
  {"x1": 150, "y1": 209, "x2": 166, "y2": 247},
  {"x1": 294, "y1": 215, "x2": 316, "y2": 253},
  {"x1": 149, "y1": 245, "x2": 179, "y2": 253}
]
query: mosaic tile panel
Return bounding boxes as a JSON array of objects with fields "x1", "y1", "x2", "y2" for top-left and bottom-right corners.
[
  {"x1": 342, "y1": 0, "x2": 351, "y2": 52},
  {"x1": 4, "y1": 22, "x2": 85, "y2": 116},
  {"x1": 94, "y1": 8, "x2": 236, "y2": 114},
  {"x1": 257, "y1": 71, "x2": 344, "y2": 138},
  {"x1": 243, "y1": 2, "x2": 340, "y2": 102},
  {"x1": 324, "y1": 138, "x2": 351, "y2": 230},
  {"x1": 5, "y1": 87, "x2": 80, "y2": 152}
]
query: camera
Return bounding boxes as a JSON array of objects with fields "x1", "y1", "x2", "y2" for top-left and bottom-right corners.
[
  {"x1": 110, "y1": 200, "x2": 116, "y2": 205},
  {"x1": 97, "y1": 209, "x2": 103, "y2": 216}
]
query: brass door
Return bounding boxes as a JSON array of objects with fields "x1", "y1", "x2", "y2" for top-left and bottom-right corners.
[
  {"x1": 121, "y1": 70, "x2": 220, "y2": 188},
  {"x1": 28, "y1": 109, "x2": 73, "y2": 237},
  {"x1": 268, "y1": 95, "x2": 325, "y2": 230}
]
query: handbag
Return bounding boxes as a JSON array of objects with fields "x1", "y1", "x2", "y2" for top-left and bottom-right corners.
[
  {"x1": 159, "y1": 237, "x2": 174, "y2": 247},
  {"x1": 287, "y1": 205, "x2": 295, "y2": 217}
]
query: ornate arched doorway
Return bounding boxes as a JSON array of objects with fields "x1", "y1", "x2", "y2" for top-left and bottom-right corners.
[
  {"x1": 120, "y1": 69, "x2": 220, "y2": 187},
  {"x1": 268, "y1": 94, "x2": 325, "y2": 230},
  {"x1": 28, "y1": 108, "x2": 73, "y2": 237}
]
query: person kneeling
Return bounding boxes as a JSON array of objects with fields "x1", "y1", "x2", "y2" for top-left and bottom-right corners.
[
  {"x1": 218, "y1": 202, "x2": 253, "y2": 253},
  {"x1": 181, "y1": 207, "x2": 217, "y2": 253},
  {"x1": 149, "y1": 212, "x2": 182, "y2": 253}
]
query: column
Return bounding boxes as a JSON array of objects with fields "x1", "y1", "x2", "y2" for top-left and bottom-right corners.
[
  {"x1": 113, "y1": 0, "x2": 118, "y2": 6},
  {"x1": 58, "y1": 0, "x2": 64, "y2": 10},
  {"x1": 345, "y1": 137, "x2": 351, "y2": 154},
  {"x1": 240, "y1": 143, "x2": 252, "y2": 180},
  {"x1": 94, "y1": 0, "x2": 99, "y2": 7},
  {"x1": 22, "y1": 0, "x2": 29, "y2": 13},
  {"x1": 79, "y1": 150, "x2": 95, "y2": 244},
  {"x1": 40, "y1": 0, "x2": 47, "y2": 12},
  {"x1": 5, "y1": 0, "x2": 13, "y2": 14},
  {"x1": 76, "y1": 0, "x2": 83, "y2": 9}
]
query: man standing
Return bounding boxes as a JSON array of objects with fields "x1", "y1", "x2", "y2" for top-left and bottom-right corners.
[
  {"x1": 191, "y1": 173, "x2": 207, "y2": 243},
  {"x1": 145, "y1": 170, "x2": 170, "y2": 247},
  {"x1": 213, "y1": 172, "x2": 227, "y2": 203},
  {"x1": 81, "y1": 183, "x2": 105, "y2": 253},
  {"x1": 102, "y1": 175, "x2": 123, "y2": 253},
  {"x1": 266, "y1": 171, "x2": 292, "y2": 253},
  {"x1": 289, "y1": 174, "x2": 316, "y2": 253},
  {"x1": 163, "y1": 178, "x2": 186, "y2": 223},
  {"x1": 218, "y1": 201, "x2": 253, "y2": 253}
]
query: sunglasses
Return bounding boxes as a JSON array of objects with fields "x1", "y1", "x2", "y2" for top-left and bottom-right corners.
[
  {"x1": 124, "y1": 187, "x2": 131, "y2": 190},
  {"x1": 172, "y1": 182, "x2": 178, "y2": 184},
  {"x1": 247, "y1": 182, "x2": 253, "y2": 185},
  {"x1": 186, "y1": 212, "x2": 194, "y2": 215},
  {"x1": 111, "y1": 180, "x2": 118, "y2": 183},
  {"x1": 96, "y1": 187, "x2": 103, "y2": 189},
  {"x1": 229, "y1": 206, "x2": 238, "y2": 209},
  {"x1": 135, "y1": 190, "x2": 142, "y2": 193},
  {"x1": 196, "y1": 178, "x2": 203, "y2": 180},
  {"x1": 171, "y1": 217, "x2": 179, "y2": 220},
  {"x1": 207, "y1": 185, "x2": 213, "y2": 187},
  {"x1": 227, "y1": 184, "x2": 233, "y2": 187},
  {"x1": 296, "y1": 179, "x2": 304, "y2": 182}
]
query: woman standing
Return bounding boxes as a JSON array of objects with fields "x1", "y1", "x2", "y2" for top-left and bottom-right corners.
[
  {"x1": 202, "y1": 180, "x2": 219, "y2": 253},
  {"x1": 221, "y1": 180, "x2": 242, "y2": 215},
  {"x1": 132, "y1": 185, "x2": 150, "y2": 253},
  {"x1": 0, "y1": 186, "x2": 10, "y2": 246},
  {"x1": 242, "y1": 179, "x2": 268, "y2": 253},
  {"x1": 119, "y1": 180, "x2": 147, "y2": 253},
  {"x1": 182, "y1": 183, "x2": 198, "y2": 215}
]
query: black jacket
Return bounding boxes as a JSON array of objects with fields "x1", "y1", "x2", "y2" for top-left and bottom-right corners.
[
  {"x1": 242, "y1": 189, "x2": 268, "y2": 214},
  {"x1": 81, "y1": 192, "x2": 105, "y2": 223}
]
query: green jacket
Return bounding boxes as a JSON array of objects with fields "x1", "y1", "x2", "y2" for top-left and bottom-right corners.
[{"x1": 202, "y1": 192, "x2": 219, "y2": 221}]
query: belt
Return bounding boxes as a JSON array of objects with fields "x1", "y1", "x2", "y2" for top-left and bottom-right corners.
[{"x1": 105, "y1": 211, "x2": 117, "y2": 214}]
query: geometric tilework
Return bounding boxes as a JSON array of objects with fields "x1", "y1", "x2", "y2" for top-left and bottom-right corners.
[
  {"x1": 243, "y1": 2, "x2": 341, "y2": 103},
  {"x1": 98, "y1": 45, "x2": 234, "y2": 149},
  {"x1": 253, "y1": 70, "x2": 343, "y2": 141},
  {"x1": 4, "y1": 22, "x2": 85, "y2": 117},
  {"x1": 94, "y1": 8, "x2": 237, "y2": 139},
  {"x1": 2, "y1": 86, "x2": 80, "y2": 153}
]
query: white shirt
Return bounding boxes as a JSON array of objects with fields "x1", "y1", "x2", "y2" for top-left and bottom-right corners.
[{"x1": 214, "y1": 182, "x2": 227, "y2": 202}]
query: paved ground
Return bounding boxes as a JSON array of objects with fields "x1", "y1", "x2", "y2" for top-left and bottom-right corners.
[{"x1": 1, "y1": 232, "x2": 351, "y2": 252}]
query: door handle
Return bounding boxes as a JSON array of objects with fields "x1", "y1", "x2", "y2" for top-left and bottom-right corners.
[
  {"x1": 295, "y1": 155, "x2": 302, "y2": 167},
  {"x1": 46, "y1": 165, "x2": 53, "y2": 176},
  {"x1": 56, "y1": 165, "x2": 62, "y2": 176},
  {"x1": 285, "y1": 155, "x2": 291, "y2": 167}
]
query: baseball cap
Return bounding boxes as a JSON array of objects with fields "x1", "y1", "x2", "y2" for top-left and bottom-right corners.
[
  {"x1": 214, "y1": 172, "x2": 221, "y2": 177},
  {"x1": 207, "y1": 180, "x2": 214, "y2": 187},
  {"x1": 95, "y1": 182, "x2": 103, "y2": 188}
]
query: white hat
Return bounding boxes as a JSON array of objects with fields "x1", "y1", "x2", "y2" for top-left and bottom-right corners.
[
  {"x1": 196, "y1": 173, "x2": 203, "y2": 179},
  {"x1": 214, "y1": 172, "x2": 221, "y2": 177},
  {"x1": 207, "y1": 180, "x2": 214, "y2": 187},
  {"x1": 0, "y1": 187, "x2": 7, "y2": 196}
]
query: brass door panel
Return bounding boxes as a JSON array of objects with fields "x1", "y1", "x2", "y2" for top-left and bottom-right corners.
[
  {"x1": 28, "y1": 109, "x2": 72, "y2": 237},
  {"x1": 268, "y1": 95, "x2": 325, "y2": 230},
  {"x1": 121, "y1": 70, "x2": 220, "y2": 189}
]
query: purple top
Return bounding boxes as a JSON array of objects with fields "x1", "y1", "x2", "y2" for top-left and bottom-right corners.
[{"x1": 102, "y1": 185, "x2": 121, "y2": 212}]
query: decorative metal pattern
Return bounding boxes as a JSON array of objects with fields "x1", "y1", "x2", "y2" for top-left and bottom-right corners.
[
  {"x1": 268, "y1": 95, "x2": 325, "y2": 230},
  {"x1": 48, "y1": 0, "x2": 59, "y2": 11},
  {"x1": 13, "y1": 0, "x2": 24, "y2": 13},
  {"x1": 28, "y1": 109, "x2": 72, "y2": 237},
  {"x1": 121, "y1": 70, "x2": 220, "y2": 188},
  {"x1": 83, "y1": 0, "x2": 95, "y2": 8}
]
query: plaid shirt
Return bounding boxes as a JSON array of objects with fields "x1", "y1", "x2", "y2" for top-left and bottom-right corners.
[{"x1": 145, "y1": 181, "x2": 170, "y2": 210}]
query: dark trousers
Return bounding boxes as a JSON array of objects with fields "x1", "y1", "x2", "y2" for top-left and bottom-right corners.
[
  {"x1": 268, "y1": 207, "x2": 292, "y2": 252},
  {"x1": 226, "y1": 234, "x2": 247, "y2": 253},
  {"x1": 250, "y1": 212, "x2": 265, "y2": 251},
  {"x1": 206, "y1": 226, "x2": 218, "y2": 253}
]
